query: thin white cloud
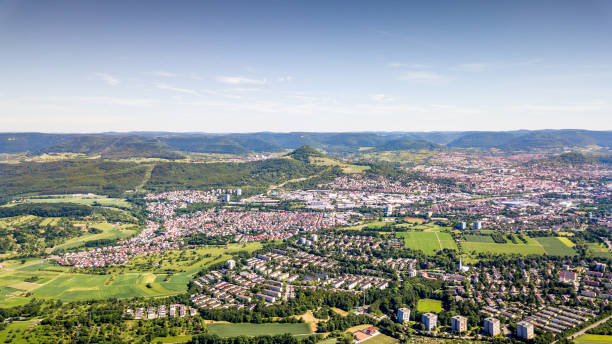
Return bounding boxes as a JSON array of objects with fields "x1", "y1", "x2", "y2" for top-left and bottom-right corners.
[
  {"x1": 453, "y1": 63, "x2": 490, "y2": 72},
  {"x1": 95, "y1": 73, "x2": 120, "y2": 86},
  {"x1": 146, "y1": 71, "x2": 177, "y2": 77},
  {"x1": 369, "y1": 94, "x2": 395, "y2": 102},
  {"x1": 216, "y1": 76, "x2": 267, "y2": 85},
  {"x1": 276, "y1": 76, "x2": 294, "y2": 82},
  {"x1": 154, "y1": 82, "x2": 198, "y2": 95},
  {"x1": 513, "y1": 101, "x2": 607, "y2": 112},
  {"x1": 387, "y1": 62, "x2": 429, "y2": 69},
  {"x1": 399, "y1": 71, "x2": 447, "y2": 82}
]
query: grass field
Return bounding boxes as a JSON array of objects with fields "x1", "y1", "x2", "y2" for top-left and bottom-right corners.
[
  {"x1": 416, "y1": 299, "x2": 443, "y2": 313},
  {"x1": 535, "y1": 237, "x2": 577, "y2": 256},
  {"x1": 152, "y1": 334, "x2": 193, "y2": 343},
  {"x1": 574, "y1": 334, "x2": 612, "y2": 344},
  {"x1": 207, "y1": 323, "x2": 312, "y2": 337},
  {"x1": 361, "y1": 334, "x2": 398, "y2": 344},
  {"x1": 50, "y1": 221, "x2": 138, "y2": 252},
  {"x1": 12, "y1": 194, "x2": 132, "y2": 208},
  {"x1": 462, "y1": 236, "x2": 546, "y2": 256},
  {"x1": 464, "y1": 234, "x2": 494, "y2": 243},
  {"x1": 397, "y1": 231, "x2": 457, "y2": 255},
  {"x1": 0, "y1": 243, "x2": 261, "y2": 307},
  {"x1": 309, "y1": 157, "x2": 369, "y2": 174},
  {"x1": 587, "y1": 243, "x2": 612, "y2": 259}
]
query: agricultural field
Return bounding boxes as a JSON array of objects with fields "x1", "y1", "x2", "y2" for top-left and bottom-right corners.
[
  {"x1": 463, "y1": 234, "x2": 494, "y2": 243},
  {"x1": 535, "y1": 237, "x2": 577, "y2": 256},
  {"x1": 207, "y1": 323, "x2": 312, "y2": 337},
  {"x1": 462, "y1": 236, "x2": 546, "y2": 256},
  {"x1": 0, "y1": 243, "x2": 261, "y2": 307},
  {"x1": 397, "y1": 231, "x2": 457, "y2": 255},
  {"x1": 309, "y1": 156, "x2": 369, "y2": 174},
  {"x1": 361, "y1": 334, "x2": 398, "y2": 344},
  {"x1": 11, "y1": 194, "x2": 132, "y2": 209},
  {"x1": 50, "y1": 221, "x2": 139, "y2": 252},
  {"x1": 586, "y1": 243, "x2": 612, "y2": 259},
  {"x1": 573, "y1": 334, "x2": 612, "y2": 344},
  {"x1": 416, "y1": 299, "x2": 443, "y2": 313}
]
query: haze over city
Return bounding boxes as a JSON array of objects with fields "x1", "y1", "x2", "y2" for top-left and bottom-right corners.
[{"x1": 1, "y1": 0, "x2": 611, "y2": 132}]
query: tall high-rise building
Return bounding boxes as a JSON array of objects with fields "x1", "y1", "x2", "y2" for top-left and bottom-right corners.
[
  {"x1": 422, "y1": 313, "x2": 437, "y2": 331},
  {"x1": 397, "y1": 308, "x2": 410, "y2": 324},
  {"x1": 451, "y1": 315, "x2": 467, "y2": 332},
  {"x1": 484, "y1": 317, "x2": 500, "y2": 336},
  {"x1": 517, "y1": 321, "x2": 534, "y2": 339}
]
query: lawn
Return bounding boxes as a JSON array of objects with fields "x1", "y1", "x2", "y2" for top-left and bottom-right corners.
[
  {"x1": 462, "y1": 236, "x2": 546, "y2": 256},
  {"x1": 361, "y1": 334, "x2": 398, "y2": 344},
  {"x1": 397, "y1": 231, "x2": 457, "y2": 255},
  {"x1": 535, "y1": 237, "x2": 577, "y2": 256},
  {"x1": 574, "y1": 334, "x2": 612, "y2": 344},
  {"x1": 207, "y1": 323, "x2": 312, "y2": 337},
  {"x1": 416, "y1": 299, "x2": 443, "y2": 313}
]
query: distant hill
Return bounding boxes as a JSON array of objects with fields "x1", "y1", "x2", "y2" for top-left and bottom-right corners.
[
  {"x1": 374, "y1": 139, "x2": 441, "y2": 151},
  {"x1": 38, "y1": 135, "x2": 184, "y2": 159},
  {"x1": 1, "y1": 130, "x2": 611, "y2": 155},
  {"x1": 530, "y1": 152, "x2": 612, "y2": 166},
  {"x1": 286, "y1": 145, "x2": 325, "y2": 162}
]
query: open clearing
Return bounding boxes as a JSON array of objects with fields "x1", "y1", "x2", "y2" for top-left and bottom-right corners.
[
  {"x1": 587, "y1": 243, "x2": 612, "y2": 259},
  {"x1": 574, "y1": 334, "x2": 612, "y2": 344},
  {"x1": 51, "y1": 221, "x2": 138, "y2": 252},
  {"x1": 397, "y1": 231, "x2": 457, "y2": 255},
  {"x1": 361, "y1": 334, "x2": 398, "y2": 344},
  {"x1": 462, "y1": 236, "x2": 546, "y2": 255},
  {"x1": 309, "y1": 157, "x2": 369, "y2": 174},
  {"x1": 10, "y1": 194, "x2": 132, "y2": 208},
  {"x1": 207, "y1": 323, "x2": 312, "y2": 337},
  {"x1": 0, "y1": 319, "x2": 39, "y2": 344},
  {"x1": 416, "y1": 299, "x2": 443, "y2": 313},
  {"x1": 535, "y1": 237, "x2": 577, "y2": 256}
]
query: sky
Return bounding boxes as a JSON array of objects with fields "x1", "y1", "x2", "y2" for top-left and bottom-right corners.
[{"x1": 0, "y1": 0, "x2": 611, "y2": 133}]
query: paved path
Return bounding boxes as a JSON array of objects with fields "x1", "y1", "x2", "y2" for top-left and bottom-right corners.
[{"x1": 567, "y1": 314, "x2": 612, "y2": 340}]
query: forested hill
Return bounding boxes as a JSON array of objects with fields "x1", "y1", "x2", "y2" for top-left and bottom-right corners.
[
  {"x1": 1, "y1": 130, "x2": 610, "y2": 156},
  {"x1": 0, "y1": 147, "x2": 346, "y2": 200}
]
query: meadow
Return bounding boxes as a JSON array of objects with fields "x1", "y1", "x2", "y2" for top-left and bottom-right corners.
[
  {"x1": 14, "y1": 194, "x2": 132, "y2": 208},
  {"x1": 309, "y1": 156, "x2": 369, "y2": 174},
  {"x1": 207, "y1": 323, "x2": 312, "y2": 337},
  {"x1": 397, "y1": 231, "x2": 457, "y2": 255},
  {"x1": 361, "y1": 334, "x2": 398, "y2": 344},
  {"x1": 573, "y1": 334, "x2": 612, "y2": 344},
  {"x1": 586, "y1": 243, "x2": 612, "y2": 259},
  {"x1": 461, "y1": 236, "x2": 546, "y2": 256},
  {"x1": 50, "y1": 221, "x2": 139, "y2": 252},
  {"x1": 534, "y1": 237, "x2": 577, "y2": 256},
  {"x1": 0, "y1": 242, "x2": 261, "y2": 307},
  {"x1": 416, "y1": 299, "x2": 443, "y2": 313},
  {"x1": 0, "y1": 319, "x2": 38, "y2": 344}
]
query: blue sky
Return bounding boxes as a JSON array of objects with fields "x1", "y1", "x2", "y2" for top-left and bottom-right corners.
[{"x1": 0, "y1": 0, "x2": 610, "y2": 132}]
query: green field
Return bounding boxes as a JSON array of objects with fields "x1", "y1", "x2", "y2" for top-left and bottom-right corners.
[
  {"x1": 574, "y1": 334, "x2": 612, "y2": 344},
  {"x1": 464, "y1": 235, "x2": 494, "y2": 243},
  {"x1": 462, "y1": 236, "x2": 546, "y2": 256},
  {"x1": 586, "y1": 243, "x2": 612, "y2": 259},
  {"x1": 207, "y1": 323, "x2": 312, "y2": 337},
  {"x1": 397, "y1": 231, "x2": 457, "y2": 255},
  {"x1": 361, "y1": 334, "x2": 398, "y2": 344},
  {"x1": 535, "y1": 237, "x2": 577, "y2": 256},
  {"x1": 416, "y1": 299, "x2": 443, "y2": 313},
  {"x1": 0, "y1": 243, "x2": 261, "y2": 306},
  {"x1": 12, "y1": 194, "x2": 132, "y2": 208},
  {"x1": 50, "y1": 221, "x2": 138, "y2": 252}
]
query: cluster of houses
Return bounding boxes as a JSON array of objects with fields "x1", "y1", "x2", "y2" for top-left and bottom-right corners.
[{"x1": 125, "y1": 303, "x2": 196, "y2": 320}]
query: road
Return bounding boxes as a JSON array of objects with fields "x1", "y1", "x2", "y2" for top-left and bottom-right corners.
[{"x1": 567, "y1": 314, "x2": 612, "y2": 341}]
